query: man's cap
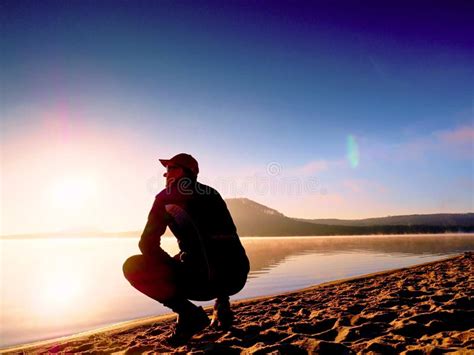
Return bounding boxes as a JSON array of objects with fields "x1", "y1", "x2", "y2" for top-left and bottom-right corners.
[{"x1": 159, "y1": 153, "x2": 199, "y2": 176}]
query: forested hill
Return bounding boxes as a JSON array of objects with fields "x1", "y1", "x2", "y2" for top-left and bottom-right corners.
[{"x1": 225, "y1": 198, "x2": 474, "y2": 236}]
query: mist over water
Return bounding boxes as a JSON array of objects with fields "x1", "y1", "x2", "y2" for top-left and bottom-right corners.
[{"x1": 1, "y1": 234, "x2": 473, "y2": 348}]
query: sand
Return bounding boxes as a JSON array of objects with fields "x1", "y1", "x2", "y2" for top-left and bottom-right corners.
[{"x1": 3, "y1": 252, "x2": 473, "y2": 354}]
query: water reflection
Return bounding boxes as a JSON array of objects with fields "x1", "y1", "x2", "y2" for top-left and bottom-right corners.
[{"x1": 242, "y1": 235, "x2": 474, "y2": 278}]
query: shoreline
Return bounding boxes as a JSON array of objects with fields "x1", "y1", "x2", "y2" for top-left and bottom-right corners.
[{"x1": 3, "y1": 252, "x2": 473, "y2": 354}]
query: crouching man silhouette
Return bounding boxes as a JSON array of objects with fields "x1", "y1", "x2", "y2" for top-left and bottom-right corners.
[{"x1": 123, "y1": 153, "x2": 250, "y2": 345}]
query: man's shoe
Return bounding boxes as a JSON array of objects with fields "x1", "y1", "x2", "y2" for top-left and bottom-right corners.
[
  {"x1": 210, "y1": 298, "x2": 234, "y2": 330},
  {"x1": 167, "y1": 306, "x2": 210, "y2": 346}
]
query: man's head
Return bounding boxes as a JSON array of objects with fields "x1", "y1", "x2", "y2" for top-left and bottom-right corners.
[{"x1": 159, "y1": 153, "x2": 199, "y2": 187}]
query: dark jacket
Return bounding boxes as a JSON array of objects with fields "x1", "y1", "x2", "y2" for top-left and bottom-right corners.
[{"x1": 139, "y1": 178, "x2": 249, "y2": 285}]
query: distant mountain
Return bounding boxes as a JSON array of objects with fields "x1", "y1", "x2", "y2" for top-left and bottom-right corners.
[
  {"x1": 56, "y1": 226, "x2": 105, "y2": 235},
  {"x1": 225, "y1": 198, "x2": 474, "y2": 236},
  {"x1": 224, "y1": 198, "x2": 337, "y2": 236},
  {"x1": 3, "y1": 198, "x2": 473, "y2": 239},
  {"x1": 296, "y1": 214, "x2": 474, "y2": 227}
]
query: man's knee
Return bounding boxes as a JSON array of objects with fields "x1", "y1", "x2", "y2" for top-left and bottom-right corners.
[
  {"x1": 123, "y1": 254, "x2": 178, "y2": 284},
  {"x1": 122, "y1": 254, "x2": 143, "y2": 282},
  {"x1": 123, "y1": 254, "x2": 178, "y2": 302}
]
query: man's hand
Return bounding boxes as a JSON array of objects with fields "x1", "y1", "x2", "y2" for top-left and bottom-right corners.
[{"x1": 173, "y1": 251, "x2": 188, "y2": 263}]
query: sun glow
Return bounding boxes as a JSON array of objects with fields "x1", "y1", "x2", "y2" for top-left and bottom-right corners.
[{"x1": 50, "y1": 175, "x2": 97, "y2": 211}]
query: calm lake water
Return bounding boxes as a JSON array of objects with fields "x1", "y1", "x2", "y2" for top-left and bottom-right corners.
[{"x1": 1, "y1": 234, "x2": 473, "y2": 348}]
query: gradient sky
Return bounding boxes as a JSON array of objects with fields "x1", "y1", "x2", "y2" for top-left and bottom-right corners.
[{"x1": 1, "y1": 1, "x2": 473, "y2": 235}]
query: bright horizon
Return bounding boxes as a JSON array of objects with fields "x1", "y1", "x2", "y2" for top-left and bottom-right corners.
[{"x1": 2, "y1": 1, "x2": 473, "y2": 235}]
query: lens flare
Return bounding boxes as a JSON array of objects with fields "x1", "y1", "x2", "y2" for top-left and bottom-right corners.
[{"x1": 347, "y1": 135, "x2": 359, "y2": 168}]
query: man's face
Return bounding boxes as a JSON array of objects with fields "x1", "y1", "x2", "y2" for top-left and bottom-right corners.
[{"x1": 163, "y1": 164, "x2": 185, "y2": 187}]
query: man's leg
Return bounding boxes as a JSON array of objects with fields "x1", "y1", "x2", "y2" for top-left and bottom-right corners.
[
  {"x1": 122, "y1": 254, "x2": 177, "y2": 302},
  {"x1": 210, "y1": 295, "x2": 234, "y2": 330},
  {"x1": 163, "y1": 257, "x2": 214, "y2": 345},
  {"x1": 123, "y1": 203, "x2": 213, "y2": 346},
  {"x1": 123, "y1": 254, "x2": 209, "y2": 345},
  {"x1": 163, "y1": 297, "x2": 210, "y2": 346}
]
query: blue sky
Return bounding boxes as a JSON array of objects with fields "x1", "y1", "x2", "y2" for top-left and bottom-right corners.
[{"x1": 1, "y1": 1, "x2": 473, "y2": 234}]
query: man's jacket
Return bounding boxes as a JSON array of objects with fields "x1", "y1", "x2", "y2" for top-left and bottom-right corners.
[{"x1": 139, "y1": 177, "x2": 249, "y2": 285}]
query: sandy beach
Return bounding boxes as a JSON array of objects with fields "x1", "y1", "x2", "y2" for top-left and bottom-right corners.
[{"x1": 3, "y1": 252, "x2": 473, "y2": 354}]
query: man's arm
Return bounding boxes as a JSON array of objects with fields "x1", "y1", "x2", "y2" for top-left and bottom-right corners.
[{"x1": 138, "y1": 195, "x2": 170, "y2": 259}]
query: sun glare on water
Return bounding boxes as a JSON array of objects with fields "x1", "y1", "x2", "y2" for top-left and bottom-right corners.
[
  {"x1": 31, "y1": 251, "x2": 87, "y2": 318},
  {"x1": 42, "y1": 272, "x2": 82, "y2": 307}
]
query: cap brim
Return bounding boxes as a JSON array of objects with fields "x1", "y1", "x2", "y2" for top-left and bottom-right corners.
[{"x1": 159, "y1": 159, "x2": 170, "y2": 167}]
